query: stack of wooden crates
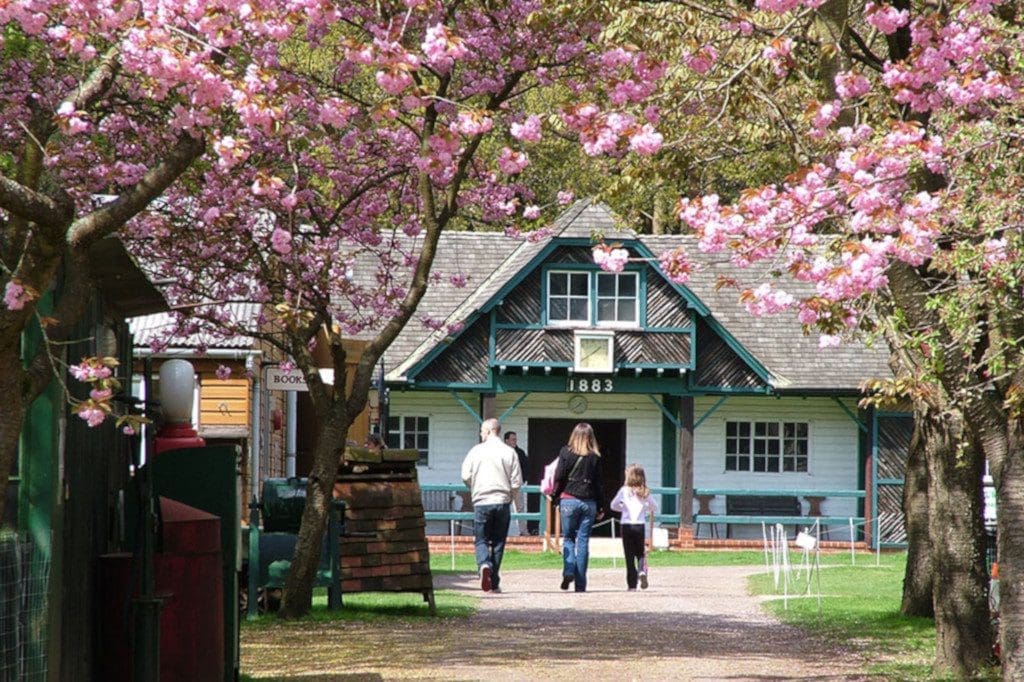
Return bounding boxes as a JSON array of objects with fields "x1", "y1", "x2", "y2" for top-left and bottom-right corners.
[{"x1": 332, "y1": 447, "x2": 436, "y2": 613}]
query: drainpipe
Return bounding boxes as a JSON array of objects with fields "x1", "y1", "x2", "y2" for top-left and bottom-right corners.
[{"x1": 286, "y1": 391, "x2": 297, "y2": 478}]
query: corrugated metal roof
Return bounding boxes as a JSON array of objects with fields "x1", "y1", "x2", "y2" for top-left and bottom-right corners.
[{"x1": 128, "y1": 302, "x2": 262, "y2": 349}]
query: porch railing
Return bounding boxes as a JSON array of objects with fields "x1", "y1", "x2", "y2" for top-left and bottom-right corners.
[{"x1": 421, "y1": 483, "x2": 866, "y2": 539}]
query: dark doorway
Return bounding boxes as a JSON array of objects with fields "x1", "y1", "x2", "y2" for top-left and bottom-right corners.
[{"x1": 527, "y1": 418, "x2": 626, "y2": 536}]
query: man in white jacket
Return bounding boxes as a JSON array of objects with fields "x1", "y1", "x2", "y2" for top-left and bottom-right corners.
[{"x1": 461, "y1": 418, "x2": 522, "y2": 593}]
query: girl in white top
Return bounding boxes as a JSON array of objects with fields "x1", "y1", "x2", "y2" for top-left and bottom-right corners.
[{"x1": 610, "y1": 463, "x2": 657, "y2": 590}]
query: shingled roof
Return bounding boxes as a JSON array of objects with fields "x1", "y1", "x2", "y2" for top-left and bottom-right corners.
[{"x1": 381, "y1": 200, "x2": 891, "y2": 392}]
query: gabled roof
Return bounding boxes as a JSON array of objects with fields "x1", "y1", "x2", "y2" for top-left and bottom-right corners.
[{"x1": 381, "y1": 201, "x2": 891, "y2": 393}]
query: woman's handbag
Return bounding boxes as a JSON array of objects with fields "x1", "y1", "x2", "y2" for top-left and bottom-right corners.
[{"x1": 540, "y1": 457, "x2": 560, "y2": 496}]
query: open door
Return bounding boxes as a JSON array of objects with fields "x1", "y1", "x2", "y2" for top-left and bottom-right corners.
[{"x1": 527, "y1": 418, "x2": 626, "y2": 536}]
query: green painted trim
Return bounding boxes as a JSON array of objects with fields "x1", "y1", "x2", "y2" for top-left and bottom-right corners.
[
  {"x1": 412, "y1": 381, "x2": 491, "y2": 390},
  {"x1": 661, "y1": 395, "x2": 679, "y2": 513},
  {"x1": 494, "y1": 374, "x2": 690, "y2": 395},
  {"x1": 489, "y1": 310, "x2": 497, "y2": 364},
  {"x1": 694, "y1": 396, "x2": 729, "y2": 428},
  {"x1": 498, "y1": 393, "x2": 531, "y2": 422},
  {"x1": 640, "y1": 326, "x2": 695, "y2": 334},
  {"x1": 449, "y1": 391, "x2": 482, "y2": 423},
  {"x1": 693, "y1": 514, "x2": 863, "y2": 525},
  {"x1": 691, "y1": 385, "x2": 770, "y2": 395},
  {"x1": 832, "y1": 396, "x2": 868, "y2": 433},
  {"x1": 648, "y1": 395, "x2": 682, "y2": 430},
  {"x1": 495, "y1": 361, "x2": 573, "y2": 369}
]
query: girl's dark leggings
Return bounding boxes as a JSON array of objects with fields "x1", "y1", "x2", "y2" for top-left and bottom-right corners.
[{"x1": 621, "y1": 523, "x2": 646, "y2": 589}]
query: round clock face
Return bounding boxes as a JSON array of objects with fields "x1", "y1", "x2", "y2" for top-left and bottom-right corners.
[{"x1": 568, "y1": 395, "x2": 588, "y2": 414}]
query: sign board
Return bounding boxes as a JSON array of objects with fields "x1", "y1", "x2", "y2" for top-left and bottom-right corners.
[{"x1": 264, "y1": 367, "x2": 335, "y2": 392}]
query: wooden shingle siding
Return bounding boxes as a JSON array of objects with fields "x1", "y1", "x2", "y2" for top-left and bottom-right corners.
[
  {"x1": 199, "y1": 376, "x2": 250, "y2": 427},
  {"x1": 495, "y1": 270, "x2": 541, "y2": 324},
  {"x1": 494, "y1": 328, "x2": 574, "y2": 364},
  {"x1": 415, "y1": 316, "x2": 490, "y2": 384},
  {"x1": 548, "y1": 244, "x2": 593, "y2": 263},
  {"x1": 615, "y1": 331, "x2": 691, "y2": 366},
  {"x1": 646, "y1": 276, "x2": 693, "y2": 328},
  {"x1": 693, "y1": 318, "x2": 764, "y2": 389}
]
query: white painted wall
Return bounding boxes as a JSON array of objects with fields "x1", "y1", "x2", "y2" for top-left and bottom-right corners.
[
  {"x1": 388, "y1": 390, "x2": 666, "y2": 487},
  {"x1": 388, "y1": 390, "x2": 865, "y2": 541},
  {"x1": 692, "y1": 395, "x2": 863, "y2": 541}
]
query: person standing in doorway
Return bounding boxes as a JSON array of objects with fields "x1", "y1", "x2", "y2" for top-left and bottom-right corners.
[
  {"x1": 610, "y1": 463, "x2": 657, "y2": 590},
  {"x1": 462, "y1": 418, "x2": 522, "y2": 593},
  {"x1": 551, "y1": 422, "x2": 604, "y2": 592},
  {"x1": 504, "y1": 431, "x2": 532, "y2": 535}
]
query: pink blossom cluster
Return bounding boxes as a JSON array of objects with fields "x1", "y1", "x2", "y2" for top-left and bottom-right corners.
[
  {"x1": 592, "y1": 245, "x2": 631, "y2": 273},
  {"x1": 683, "y1": 45, "x2": 718, "y2": 75}
]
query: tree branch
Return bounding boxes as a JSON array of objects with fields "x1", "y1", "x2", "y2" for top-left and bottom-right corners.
[{"x1": 68, "y1": 133, "x2": 205, "y2": 249}]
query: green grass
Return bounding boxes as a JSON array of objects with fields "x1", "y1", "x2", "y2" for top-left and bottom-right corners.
[
  {"x1": 240, "y1": 588, "x2": 475, "y2": 629},
  {"x1": 749, "y1": 553, "x2": 943, "y2": 680},
  {"x1": 429, "y1": 547, "x2": 890, "y2": 573}
]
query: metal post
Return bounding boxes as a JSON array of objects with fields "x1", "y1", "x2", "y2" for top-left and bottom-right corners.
[
  {"x1": 247, "y1": 501, "x2": 261, "y2": 619},
  {"x1": 133, "y1": 358, "x2": 161, "y2": 682},
  {"x1": 286, "y1": 390, "x2": 297, "y2": 478}
]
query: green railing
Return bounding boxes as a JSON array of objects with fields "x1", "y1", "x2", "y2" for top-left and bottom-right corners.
[{"x1": 420, "y1": 484, "x2": 866, "y2": 530}]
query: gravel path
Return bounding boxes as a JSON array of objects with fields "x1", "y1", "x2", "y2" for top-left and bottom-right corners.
[{"x1": 241, "y1": 565, "x2": 879, "y2": 680}]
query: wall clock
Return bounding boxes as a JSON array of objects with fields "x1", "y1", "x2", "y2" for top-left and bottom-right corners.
[{"x1": 568, "y1": 395, "x2": 588, "y2": 414}]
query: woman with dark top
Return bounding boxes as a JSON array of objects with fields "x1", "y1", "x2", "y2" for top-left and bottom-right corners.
[{"x1": 551, "y1": 422, "x2": 604, "y2": 592}]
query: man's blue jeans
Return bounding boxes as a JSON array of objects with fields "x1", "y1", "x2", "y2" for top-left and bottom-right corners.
[
  {"x1": 473, "y1": 503, "x2": 511, "y2": 588},
  {"x1": 560, "y1": 498, "x2": 597, "y2": 592}
]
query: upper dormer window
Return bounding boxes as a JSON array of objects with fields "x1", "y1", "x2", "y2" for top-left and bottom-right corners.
[
  {"x1": 546, "y1": 269, "x2": 639, "y2": 327},
  {"x1": 548, "y1": 271, "x2": 590, "y2": 323},
  {"x1": 596, "y1": 272, "x2": 637, "y2": 325}
]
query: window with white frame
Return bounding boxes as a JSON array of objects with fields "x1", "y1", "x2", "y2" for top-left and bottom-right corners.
[
  {"x1": 725, "y1": 420, "x2": 808, "y2": 473},
  {"x1": 596, "y1": 272, "x2": 638, "y2": 325},
  {"x1": 386, "y1": 415, "x2": 430, "y2": 465},
  {"x1": 547, "y1": 270, "x2": 639, "y2": 326},
  {"x1": 547, "y1": 271, "x2": 590, "y2": 323}
]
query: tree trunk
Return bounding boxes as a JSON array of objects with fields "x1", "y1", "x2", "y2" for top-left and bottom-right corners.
[
  {"x1": 279, "y1": 406, "x2": 350, "y2": 618},
  {"x1": 901, "y1": 403, "x2": 934, "y2": 617},
  {"x1": 997, "y1": 413, "x2": 1024, "y2": 680},
  {"x1": 0, "y1": 348, "x2": 27, "y2": 523},
  {"x1": 924, "y1": 408, "x2": 993, "y2": 677}
]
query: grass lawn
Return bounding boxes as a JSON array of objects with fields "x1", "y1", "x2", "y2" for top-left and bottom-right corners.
[{"x1": 747, "y1": 552, "x2": 987, "y2": 681}]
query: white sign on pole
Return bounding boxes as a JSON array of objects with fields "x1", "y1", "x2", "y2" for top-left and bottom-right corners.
[{"x1": 264, "y1": 367, "x2": 335, "y2": 392}]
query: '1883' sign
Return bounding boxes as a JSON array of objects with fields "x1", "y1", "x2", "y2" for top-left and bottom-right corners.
[{"x1": 566, "y1": 377, "x2": 614, "y2": 393}]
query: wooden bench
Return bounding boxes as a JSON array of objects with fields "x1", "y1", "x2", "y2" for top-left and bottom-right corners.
[{"x1": 724, "y1": 494, "x2": 801, "y2": 538}]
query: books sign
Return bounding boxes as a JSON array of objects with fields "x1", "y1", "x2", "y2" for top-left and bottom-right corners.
[{"x1": 264, "y1": 367, "x2": 335, "y2": 392}]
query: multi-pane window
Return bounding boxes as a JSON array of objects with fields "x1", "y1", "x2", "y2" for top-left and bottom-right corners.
[
  {"x1": 386, "y1": 416, "x2": 430, "y2": 465},
  {"x1": 547, "y1": 271, "x2": 590, "y2": 323},
  {"x1": 547, "y1": 270, "x2": 639, "y2": 326},
  {"x1": 596, "y1": 273, "x2": 638, "y2": 325},
  {"x1": 725, "y1": 421, "x2": 808, "y2": 473}
]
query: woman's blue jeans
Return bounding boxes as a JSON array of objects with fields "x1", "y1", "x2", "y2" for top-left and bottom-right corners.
[{"x1": 560, "y1": 498, "x2": 597, "y2": 592}]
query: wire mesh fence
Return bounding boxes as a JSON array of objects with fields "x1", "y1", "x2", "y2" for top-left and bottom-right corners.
[{"x1": 0, "y1": 532, "x2": 50, "y2": 682}]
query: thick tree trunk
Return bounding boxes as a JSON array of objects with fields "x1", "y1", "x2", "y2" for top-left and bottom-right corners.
[
  {"x1": 997, "y1": 415, "x2": 1024, "y2": 680},
  {"x1": 901, "y1": 404, "x2": 934, "y2": 617},
  {"x1": 923, "y1": 408, "x2": 993, "y2": 677},
  {"x1": 279, "y1": 407, "x2": 350, "y2": 618},
  {"x1": 0, "y1": 349, "x2": 28, "y2": 523}
]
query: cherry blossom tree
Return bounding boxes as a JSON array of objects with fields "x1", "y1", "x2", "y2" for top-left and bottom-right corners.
[
  {"x1": 613, "y1": 0, "x2": 1021, "y2": 675},
  {"x1": 109, "y1": 1, "x2": 667, "y2": 618}
]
